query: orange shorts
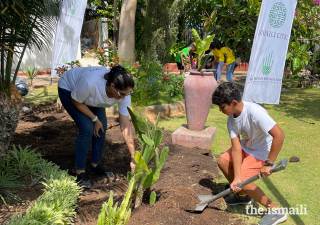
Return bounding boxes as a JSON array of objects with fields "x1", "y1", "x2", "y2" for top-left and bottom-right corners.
[{"x1": 220, "y1": 148, "x2": 265, "y2": 181}]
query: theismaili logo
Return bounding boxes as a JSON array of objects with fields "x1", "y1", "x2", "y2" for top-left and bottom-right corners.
[
  {"x1": 269, "y1": 2, "x2": 287, "y2": 28},
  {"x1": 70, "y1": 0, "x2": 76, "y2": 15},
  {"x1": 262, "y1": 52, "x2": 273, "y2": 75},
  {"x1": 62, "y1": 53, "x2": 68, "y2": 64},
  {"x1": 63, "y1": 26, "x2": 75, "y2": 40}
]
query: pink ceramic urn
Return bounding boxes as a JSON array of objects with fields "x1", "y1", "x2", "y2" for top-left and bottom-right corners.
[{"x1": 184, "y1": 70, "x2": 218, "y2": 131}]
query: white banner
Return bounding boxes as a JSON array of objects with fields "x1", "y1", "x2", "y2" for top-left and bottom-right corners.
[
  {"x1": 243, "y1": 0, "x2": 297, "y2": 104},
  {"x1": 51, "y1": 0, "x2": 87, "y2": 77}
]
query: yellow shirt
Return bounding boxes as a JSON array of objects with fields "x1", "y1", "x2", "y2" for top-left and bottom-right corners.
[
  {"x1": 220, "y1": 47, "x2": 236, "y2": 65},
  {"x1": 212, "y1": 49, "x2": 225, "y2": 62}
]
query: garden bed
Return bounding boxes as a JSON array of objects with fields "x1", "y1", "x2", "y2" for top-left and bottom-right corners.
[{"x1": 1, "y1": 103, "x2": 244, "y2": 225}]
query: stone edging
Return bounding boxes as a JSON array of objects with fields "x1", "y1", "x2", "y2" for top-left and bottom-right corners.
[{"x1": 105, "y1": 100, "x2": 186, "y2": 123}]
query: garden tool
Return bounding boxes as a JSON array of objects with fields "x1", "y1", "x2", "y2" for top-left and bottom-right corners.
[{"x1": 188, "y1": 158, "x2": 288, "y2": 212}]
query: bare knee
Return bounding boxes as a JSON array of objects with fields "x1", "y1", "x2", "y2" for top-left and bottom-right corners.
[{"x1": 218, "y1": 157, "x2": 232, "y2": 171}]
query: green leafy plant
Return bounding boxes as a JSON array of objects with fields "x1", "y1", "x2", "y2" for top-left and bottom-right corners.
[
  {"x1": 127, "y1": 107, "x2": 169, "y2": 208},
  {"x1": 22, "y1": 66, "x2": 39, "y2": 88},
  {"x1": 286, "y1": 41, "x2": 311, "y2": 78},
  {"x1": 4, "y1": 145, "x2": 42, "y2": 176},
  {"x1": 95, "y1": 48, "x2": 108, "y2": 67},
  {"x1": 97, "y1": 173, "x2": 142, "y2": 225},
  {"x1": 191, "y1": 29, "x2": 215, "y2": 70},
  {"x1": 54, "y1": 60, "x2": 80, "y2": 77},
  {"x1": 0, "y1": 171, "x2": 24, "y2": 211},
  {"x1": 131, "y1": 60, "x2": 165, "y2": 105},
  {"x1": 164, "y1": 73, "x2": 185, "y2": 97}
]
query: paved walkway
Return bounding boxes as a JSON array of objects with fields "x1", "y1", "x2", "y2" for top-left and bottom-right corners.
[{"x1": 17, "y1": 71, "x2": 247, "y2": 87}]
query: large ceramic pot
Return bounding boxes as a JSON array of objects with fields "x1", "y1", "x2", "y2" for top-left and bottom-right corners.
[{"x1": 184, "y1": 69, "x2": 218, "y2": 131}]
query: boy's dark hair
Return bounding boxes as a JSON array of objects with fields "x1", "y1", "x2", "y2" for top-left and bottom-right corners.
[
  {"x1": 209, "y1": 42, "x2": 216, "y2": 50},
  {"x1": 212, "y1": 82, "x2": 241, "y2": 105}
]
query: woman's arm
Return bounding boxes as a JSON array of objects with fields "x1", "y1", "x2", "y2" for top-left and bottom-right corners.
[
  {"x1": 71, "y1": 98, "x2": 104, "y2": 137},
  {"x1": 119, "y1": 114, "x2": 136, "y2": 172}
]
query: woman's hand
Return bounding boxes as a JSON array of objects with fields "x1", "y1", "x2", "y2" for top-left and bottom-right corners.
[
  {"x1": 230, "y1": 178, "x2": 242, "y2": 193},
  {"x1": 258, "y1": 166, "x2": 272, "y2": 178},
  {"x1": 130, "y1": 162, "x2": 135, "y2": 173},
  {"x1": 94, "y1": 119, "x2": 104, "y2": 137}
]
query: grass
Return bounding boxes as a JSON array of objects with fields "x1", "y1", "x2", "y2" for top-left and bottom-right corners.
[
  {"x1": 158, "y1": 79, "x2": 319, "y2": 225},
  {"x1": 24, "y1": 85, "x2": 59, "y2": 106}
]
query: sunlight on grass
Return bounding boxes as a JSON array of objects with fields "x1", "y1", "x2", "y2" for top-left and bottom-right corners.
[
  {"x1": 24, "y1": 85, "x2": 59, "y2": 106},
  {"x1": 158, "y1": 82, "x2": 319, "y2": 225}
]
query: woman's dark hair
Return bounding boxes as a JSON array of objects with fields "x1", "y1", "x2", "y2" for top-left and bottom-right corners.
[
  {"x1": 104, "y1": 65, "x2": 135, "y2": 90},
  {"x1": 212, "y1": 82, "x2": 241, "y2": 105}
]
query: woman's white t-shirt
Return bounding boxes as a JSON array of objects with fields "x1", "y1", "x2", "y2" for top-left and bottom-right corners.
[
  {"x1": 58, "y1": 67, "x2": 131, "y2": 116},
  {"x1": 227, "y1": 101, "x2": 277, "y2": 161}
]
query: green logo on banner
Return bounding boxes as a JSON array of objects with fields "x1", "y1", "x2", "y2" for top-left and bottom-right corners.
[
  {"x1": 262, "y1": 52, "x2": 273, "y2": 75},
  {"x1": 62, "y1": 53, "x2": 68, "y2": 64},
  {"x1": 269, "y1": 2, "x2": 287, "y2": 28},
  {"x1": 63, "y1": 26, "x2": 75, "y2": 40},
  {"x1": 70, "y1": 1, "x2": 76, "y2": 15}
]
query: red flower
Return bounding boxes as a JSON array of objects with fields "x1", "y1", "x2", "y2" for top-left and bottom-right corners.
[
  {"x1": 100, "y1": 49, "x2": 104, "y2": 53},
  {"x1": 113, "y1": 57, "x2": 117, "y2": 60},
  {"x1": 165, "y1": 77, "x2": 169, "y2": 81},
  {"x1": 182, "y1": 84, "x2": 184, "y2": 87},
  {"x1": 156, "y1": 64, "x2": 157, "y2": 67}
]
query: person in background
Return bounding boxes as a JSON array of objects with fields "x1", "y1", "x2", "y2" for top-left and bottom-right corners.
[
  {"x1": 204, "y1": 42, "x2": 215, "y2": 69},
  {"x1": 210, "y1": 42, "x2": 225, "y2": 81},
  {"x1": 58, "y1": 65, "x2": 136, "y2": 189},
  {"x1": 175, "y1": 42, "x2": 197, "y2": 75},
  {"x1": 220, "y1": 46, "x2": 236, "y2": 82}
]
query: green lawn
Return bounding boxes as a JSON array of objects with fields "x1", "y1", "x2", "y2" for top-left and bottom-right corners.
[
  {"x1": 157, "y1": 82, "x2": 319, "y2": 225},
  {"x1": 24, "y1": 85, "x2": 59, "y2": 106}
]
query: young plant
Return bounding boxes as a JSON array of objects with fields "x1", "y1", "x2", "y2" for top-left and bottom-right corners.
[
  {"x1": 97, "y1": 172, "x2": 142, "y2": 225},
  {"x1": 54, "y1": 60, "x2": 80, "y2": 77},
  {"x1": 23, "y1": 66, "x2": 39, "y2": 88},
  {"x1": 127, "y1": 107, "x2": 169, "y2": 208},
  {"x1": 0, "y1": 171, "x2": 24, "y2": 211},
  {"x1": 95, "y1": 48, "x2": 108, "y2": 67},
  {"x1": 191, "y1": 29, "x2": 215, "y2": 71}
]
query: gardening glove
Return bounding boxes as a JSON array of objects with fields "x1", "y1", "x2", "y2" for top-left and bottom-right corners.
[
  {"x1": 93, "y1": 119, "x2": 104, "y2": 137},
  {"x1": 258, "y1": 166, "x2": 272, "y2": 179}
]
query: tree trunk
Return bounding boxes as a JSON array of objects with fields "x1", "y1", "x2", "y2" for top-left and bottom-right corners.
[
  {"x1": 0, "y1": 82, "x2": 23, "y2": 157},
  {"x1": 118, "y1": 0, "x2": 137, "y2": 64}
]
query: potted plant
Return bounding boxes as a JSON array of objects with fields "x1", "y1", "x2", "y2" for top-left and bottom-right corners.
[{"x1": 183, "y1": 29, "x2": 218, "y2": 131}]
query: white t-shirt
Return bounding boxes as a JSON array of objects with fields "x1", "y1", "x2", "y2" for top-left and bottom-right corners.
[
  {"x1": 58, "y1": 67, "x2": 131, "y2": 116},
  {"x1": 227, "y1": 101, "x2": 276, "y2": 161}
]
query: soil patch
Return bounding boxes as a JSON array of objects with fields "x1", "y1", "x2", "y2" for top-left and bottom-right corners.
[{"x1": 1, "y1": 103, "x2": 244, "y2": 225}]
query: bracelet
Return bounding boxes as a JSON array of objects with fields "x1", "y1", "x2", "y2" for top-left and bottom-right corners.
[
  {"x1": 92, "y1": 116, "x2": 98, "y2": 122},
  {"x1": 264, "y1": 160, "x2": 274, "y2": 167}
]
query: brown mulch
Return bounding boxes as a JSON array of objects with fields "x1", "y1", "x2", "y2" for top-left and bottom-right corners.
[{"x1": 0, "y1": 102, "x2": 244, "y2": 225}]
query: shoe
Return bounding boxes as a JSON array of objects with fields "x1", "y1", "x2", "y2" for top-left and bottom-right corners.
[
  {"x1": 89, "y1": 163, "x2": 113, "y2": 177},
  {"x1": 75, "y1": 172, "x2": 91, "y2": 189},
  {"x1": 258, "y1": 208, "x2": 288, "y2": 225},
  {"x1": 225, "y1": 194, "x2": 254, "y2": 205}
]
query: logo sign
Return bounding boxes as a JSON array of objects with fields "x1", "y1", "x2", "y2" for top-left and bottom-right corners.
[
  {"x1": 269, "y1": 2, "x2": 287, "y2": 28},
  {"x1": 262, "y1": 52, "x2": 273, "y2": 75},
  {"x1": 63, "y1": 26, "x2": 75, "y2": 40},
  {"x1": 62, "y1": 53, "x2": 68, "y2": 64},
  {"x1": 70, "y1": 1, "x2": 76, "y2": 15}
]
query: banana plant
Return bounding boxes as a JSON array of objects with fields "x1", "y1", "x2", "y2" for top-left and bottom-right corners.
[
  {"x1": 127, "y1": 107, "x2": 169, "y2": 208},
  {"x1": 191, "y1": 29, "x2": 215, "y2": 71}
]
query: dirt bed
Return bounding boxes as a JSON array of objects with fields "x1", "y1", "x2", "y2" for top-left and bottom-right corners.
[{"x1": 0, "y1": 103, "x2": 244, "y2": 225}]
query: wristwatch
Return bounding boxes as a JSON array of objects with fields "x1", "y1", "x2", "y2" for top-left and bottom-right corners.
[
  {"x1": 92, "y1": 115, "x2": 98, "y2": 122},
  {"x1": 264, "y1": 160, "x2": 274, "y2": 167}
]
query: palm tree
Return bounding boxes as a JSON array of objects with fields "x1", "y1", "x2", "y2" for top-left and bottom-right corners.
[{"x1": 0, "y1": 0, "x2": 61, "y2": 156}]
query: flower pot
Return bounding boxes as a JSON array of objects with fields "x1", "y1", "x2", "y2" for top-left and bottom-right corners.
[{"x1": 184, "y1": 70, "x2": 218, "y2": 131}]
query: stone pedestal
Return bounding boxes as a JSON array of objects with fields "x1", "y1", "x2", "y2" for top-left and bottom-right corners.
[{"x1": 172, "y1": 124, "x2": 217, "y2": 150}]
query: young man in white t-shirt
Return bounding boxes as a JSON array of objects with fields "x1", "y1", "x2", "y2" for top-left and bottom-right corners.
[{"x1": 212, "y1": 82, "x2": 287, "y2": 225}]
